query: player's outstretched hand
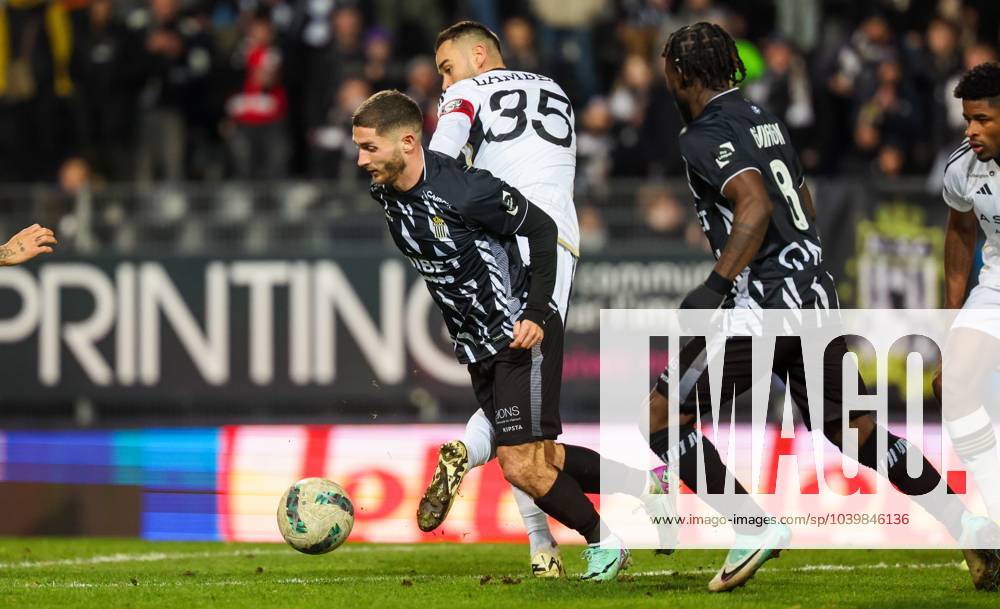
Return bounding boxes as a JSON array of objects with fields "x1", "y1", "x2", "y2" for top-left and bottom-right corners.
[
  {"x1": 0, "y1": 224, "x2": 57, "y2": 266},
  {"x1": 510, "y1": 319, "x2": 544, "y2": 350}
]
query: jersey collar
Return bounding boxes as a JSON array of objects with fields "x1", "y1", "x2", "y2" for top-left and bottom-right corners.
[{"x1": 705, "y1": 87, "x2": 740, "y2": 108}]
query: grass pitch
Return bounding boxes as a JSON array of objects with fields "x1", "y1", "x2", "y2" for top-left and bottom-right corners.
[{"x1": 0, "y1": 538, "x2": 997, "y2": 608}]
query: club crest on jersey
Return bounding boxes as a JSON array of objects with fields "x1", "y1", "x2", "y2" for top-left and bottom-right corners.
[
  {"x1": 502, "y1": 190, "x2": 519, "y2": 216},
  {"x1": 715, "y1": 142, "x2": 735, "y2": 168},
  {"x1": 432, "y1": 216, "x2": 450, "y2": 239},
  {"x1": 441, "y1": 99, "x2": 464, "y2": 114}
]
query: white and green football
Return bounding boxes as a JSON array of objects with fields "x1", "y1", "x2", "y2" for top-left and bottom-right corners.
[{"x1": 277, "y1": 478, "x2": 355, "y2": 554}]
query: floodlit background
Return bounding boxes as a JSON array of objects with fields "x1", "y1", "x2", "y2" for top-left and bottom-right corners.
[{"x1": 0, "y1": 0, "x2": 997, "y2": 542}]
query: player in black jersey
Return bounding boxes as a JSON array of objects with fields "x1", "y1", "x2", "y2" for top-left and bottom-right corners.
[
  {"x1": 647, "y1": 22, "x2": 1000, "y2": 593},
  {"x1": 352, "y1": 90, "x2": 665, "y2": 580}
]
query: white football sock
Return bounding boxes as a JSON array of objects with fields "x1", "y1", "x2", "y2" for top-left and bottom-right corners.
[
  {"x1": 946, "y1": 407, "x2": 1000, "y2": 521},
  {"x1": 513, "y1": 485, "x2": 557, "y2": 554},
  {"x1": 462, "y1": 408, "x2": 495, "y2": 469}
]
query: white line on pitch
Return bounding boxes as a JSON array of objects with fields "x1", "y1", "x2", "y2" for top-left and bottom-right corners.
[
  {"x1": 0, "y1": 562, "x2": 964, "y2": 589},
  {"x1": 0, "y1": 545, "x2": 423, "y2": 570}
]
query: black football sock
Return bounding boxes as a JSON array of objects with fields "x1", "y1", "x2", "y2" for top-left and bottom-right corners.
[
  {"x1": 650, "y1": 423, "x2": 768, "y2": 535},
  {"x1": 561, "y1": 444, "x2": 650, "y2": 496},
  {"x1": 534, "y1": 470, "x2": 604, "y2": 544},
  {"x1": 855, "y1": 427, "x2": 965, "y2": 539}
]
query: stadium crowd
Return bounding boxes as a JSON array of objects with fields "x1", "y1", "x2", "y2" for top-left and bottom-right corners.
[{"x1": 0, "y1": 0, "x2": 997, "y2": 192}]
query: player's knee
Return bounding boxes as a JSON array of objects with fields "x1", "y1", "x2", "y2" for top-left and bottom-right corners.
[
  {"x1": 496, "y1": 443, "x2": 542, "y2": 489},
  {"x1": 544, "y1": 441, "x2": 564, "y2": 469}
]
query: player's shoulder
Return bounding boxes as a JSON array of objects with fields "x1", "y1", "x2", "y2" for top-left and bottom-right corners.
[
  {"x1": 944, "y1": 140, "x2": 975, "y2": 175},
  {"x1": 428, "y1": 150, "x2": 489, "y2": 188},
  {"x1": 678, "y1": 116, "x2": 735, "y2": 157},
  {"x1": 943, "y1": 140, "x2": 978, "y2": 189},
  {"x1": 441, "y1": 77, "x2": 482, "y2": 101}
]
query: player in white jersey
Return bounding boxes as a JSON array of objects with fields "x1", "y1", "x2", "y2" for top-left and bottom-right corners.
[
  {"x1": 417, "y1": 20, "x2": 576, "y2": 577},
  {"x1": 414, "y1": 21, "x2": 670, "y2": 579},
  {"x1": 936, "y1": 61, "x2": 1000, "y2": 527}
]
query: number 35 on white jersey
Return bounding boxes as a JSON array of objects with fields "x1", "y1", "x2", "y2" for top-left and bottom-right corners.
[{"x1": 429, "y1": 70, "x2": 580, "y2": 256}]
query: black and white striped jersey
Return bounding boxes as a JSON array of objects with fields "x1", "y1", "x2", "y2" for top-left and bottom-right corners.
[
  {"x1": 680, "y1": 88, "x2": 837, "y2": 311},
  {"x1": 370, "y1": 150, "x2": 550, "y2": 363}
]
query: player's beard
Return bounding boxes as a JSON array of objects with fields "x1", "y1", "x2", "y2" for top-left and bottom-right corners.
[{"x1": 372, "y1": 149, "x2": 407, "y2": 185}]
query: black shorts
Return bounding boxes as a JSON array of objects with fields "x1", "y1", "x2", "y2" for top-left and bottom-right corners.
[
  {"x1": 655, "y1": 335, "x2": 869, "y2": 430},
  {"x1": 468, "y1": 315, "x2": 564, "y2": 446}
]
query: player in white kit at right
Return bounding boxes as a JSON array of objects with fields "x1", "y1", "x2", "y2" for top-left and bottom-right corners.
[{"x1": 936, "y1": 61, "x2": 1000, "y2": 524}]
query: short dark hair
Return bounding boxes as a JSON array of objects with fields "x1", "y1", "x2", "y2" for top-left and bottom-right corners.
[
  {"x1": 352, "y1": 90, "x2": 423, "y2": 136},
  {"x1": 435, "y1": 20, "x2": 503, "y2": 58},
  {"x1": 954, "y1": 62, "x2": 1000, "y2": 103},
  {"x1": 662, "y1": 22, "x2": 746, "y2": 91}
]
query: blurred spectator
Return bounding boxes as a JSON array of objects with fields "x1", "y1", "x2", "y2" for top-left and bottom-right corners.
[
  {"x1": 819, "y1": 13, "x2": 898, "y2": 173},
  {"x1": 130, "y1": 0, "x2": 218, "y2": 182},
  {"x1": 636, "y1": 186, "x2": 686, "y2": 240},
  {"x1": 31, "y1": 157, "x2": 93, "y2": 246},
  {"x1": 363, "y1": 28, "x2": 405, "y2": 92},
  {"x1": 853, "y1": 58, "x2": 922, "y2": 173},
  {"x1": 73, "y1": 0, "x2": 137, "y2": 180},
  {"x1": 908, "y1": 17, "x2": 962, "y2": 165},
  {"x1": 828, "y1": 13, "x2": 897, "y2": 101},
  {"x1": 0, "y1": 0, "x2": 77, "y2": 181},
  {"x1": 597, "y1": 48, "x2": 686, "y2": 178},
  {"x1": 875, "y1": 144, "x2": 905, "y2": 179},
  {"x1": 372, "y1": 0, "x2": 445, "y2": 58},
  {"x1": 617, "y1": 0, "x2": 679, "y2": 59},
  {"x1": 405, "y1": 56, "x2": 441, "y2": 140},
  {"x1": 306, "y1": 5, "x2": 365, "y2": 139},
  {"x1": 664, "y1": 0, "x2": 728, "y2": 33},
  {"x1": 281, "y1": 0, "x2": 337, "y2": 175},
  {"x1": 576, "y1": 97, "x2": 614, "y2": 192},
  {"x1": 745, "y1": 37, "x2": 816, "y2": 168},
  {"x1": 462, "y1": 0, "x2": 502, "y2": 34},
  {"x1": 224, "y1": 9, "x2": 289, "y2": 179},
  {"x1": 1, "y1": 0, "x2": 998, "y2": 187},
  {"x1": 578, "y1": 203, "x2": 608, "y2": 252},
  {"x1": 503, "y1": 17, "x2": 541, "y2": 74},
  {"x1": 530, "y1": 0, "x2": 608, "y2": 103},
  {"x1": 309, "y1": 77, "x2": 371, "y2": 178},
  {"x1": 774, "y1": 0, "x2": 820, "y2": 53}
]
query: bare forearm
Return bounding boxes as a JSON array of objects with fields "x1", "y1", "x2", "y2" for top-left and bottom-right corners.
[{"x1": 943, "y1": 223, "x2": 976, "y2": 308}]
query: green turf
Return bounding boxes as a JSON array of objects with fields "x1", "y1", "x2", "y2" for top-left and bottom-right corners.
[{"x1": 0, "y1": 538, "x2": 995, "y2": 608}]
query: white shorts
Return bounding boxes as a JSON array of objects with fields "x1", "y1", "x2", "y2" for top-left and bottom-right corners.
[
  {"x1": 518, "y1": 236, "x2": 577, "y2": 322},
  {"x1": 553, "y1": 245, "x2": 577, "y2": 322},
  {"x1": 952, "y1": 283, "x2": 1000, "y2": 340}
]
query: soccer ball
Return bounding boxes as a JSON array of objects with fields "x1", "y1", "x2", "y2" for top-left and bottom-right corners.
[{"x1": 277, "y1": 478, "x2": 355, "y2": 554}]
